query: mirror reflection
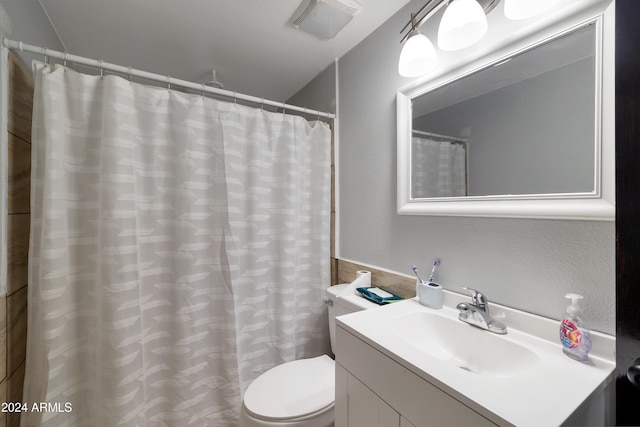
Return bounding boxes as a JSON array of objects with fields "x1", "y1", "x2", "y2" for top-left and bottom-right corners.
[{"x1": 410, "y1": 23, "x2": 596, "y2": 199}]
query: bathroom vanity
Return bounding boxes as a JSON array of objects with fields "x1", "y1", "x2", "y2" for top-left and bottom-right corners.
[{"x1": 334, "y1": 294, "x2": 615, "y2": 427}]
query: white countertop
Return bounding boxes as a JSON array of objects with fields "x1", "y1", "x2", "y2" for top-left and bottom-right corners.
[{"x1": 336, "y1": 294, "x2": 615, "y2": 427}]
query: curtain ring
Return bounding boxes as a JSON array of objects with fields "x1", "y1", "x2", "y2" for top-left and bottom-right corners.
[
  {"x1": 233, "y1": 91, "x2": 237, "y2": 106},
  {"x1": 43, "y1": 48, "x2": 48, "y2": 64},
  {"x1": 201, "y1": 83, "x2": 206, "y2": 98},
  {"x1": 282, "y1": 102, "x2": 286, "y2": 117},
  {"x1": 98, "y1": 60, "x2": 104, "y2": 78},
  {"x1": 18, "y1": 41, "x2": 23, "y2": 52},
  {"x1": 261, "y1": 98, "x2": 264, "y2": 111},
  {"x1": 167, "y1": 75, "x2": 171, "y2": 90},
  {"x1": 62, "y1": 51, "x2": 67, "y2": 67},
  {"x1": 128, "y1": 66, "x2": 132, "y2": 82}
]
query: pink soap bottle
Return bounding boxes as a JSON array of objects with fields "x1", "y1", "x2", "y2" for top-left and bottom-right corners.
[{"x1": 559, "y1": 293, "x2": 592, "y2": 362}]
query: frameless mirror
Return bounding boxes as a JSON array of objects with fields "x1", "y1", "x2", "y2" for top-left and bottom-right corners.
[{"x1": 397, "y1": 16, "x2": 614, "y2": 220}]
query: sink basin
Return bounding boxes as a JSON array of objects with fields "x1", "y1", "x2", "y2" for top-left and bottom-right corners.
[{"x1": 388, "y1": 311, "x2": 541, "y2": 377}]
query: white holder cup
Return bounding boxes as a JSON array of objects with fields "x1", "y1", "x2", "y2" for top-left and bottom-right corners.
[{"x1": 417, "y1": 279, "x2": 443, "y2": 309}]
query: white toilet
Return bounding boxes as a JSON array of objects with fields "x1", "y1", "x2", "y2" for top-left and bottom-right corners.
[{"x1": 239, "y1": 283, "x2": 379, "y2": 427}]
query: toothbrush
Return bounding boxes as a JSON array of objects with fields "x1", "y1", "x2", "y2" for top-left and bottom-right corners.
[
  {"x1": 412, "y1": 265, "x2": 425, "y2": 283},
  {"x1": 428, "y1": 258, "x2": 440, "y2": 282}
]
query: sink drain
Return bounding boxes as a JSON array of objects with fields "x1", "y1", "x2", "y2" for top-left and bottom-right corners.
[{"x1": 449, "y1": 357, "x2": 476, "y2": 373}]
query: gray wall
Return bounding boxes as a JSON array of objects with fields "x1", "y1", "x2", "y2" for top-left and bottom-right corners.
[
  {"x1": 336, "y1": 0, "x2": 614, "y2": 334},
  {"x1": 287, "y1": 63, "x2": 336, "y2": 115},
  {"x1": 0, "y1": 1, "x2": 64, "y2": 70}
]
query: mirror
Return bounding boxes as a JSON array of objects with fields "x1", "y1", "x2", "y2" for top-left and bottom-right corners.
[{"x1": 397, "y1": 16, "x2": 614, "y2": 220}]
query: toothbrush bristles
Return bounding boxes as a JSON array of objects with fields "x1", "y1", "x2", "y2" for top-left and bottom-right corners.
[
  {"x1": 412, "y1": 265, "x2": 424, "y2": 282},
  {"x1": 429, "y1": 258, "x2": 440, "y2": 282}
]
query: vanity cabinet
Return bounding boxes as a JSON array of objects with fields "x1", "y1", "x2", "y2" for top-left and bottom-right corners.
[{"x1": 335, "y1": 324, "x2": 497, "y2": 427}]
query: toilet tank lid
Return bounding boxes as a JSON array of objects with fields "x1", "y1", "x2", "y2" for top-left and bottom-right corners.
[
  {"x1": 243, "y1": 355, "x2": 335, "y2": 421},
  {"x1": 327, "y1": 283, "x2": 380, "y2": 310}
]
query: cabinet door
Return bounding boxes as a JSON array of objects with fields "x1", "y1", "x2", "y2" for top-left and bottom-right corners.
[
  {"x1": 336, "y1": 363, "x2": 348, "y2": 427},
  {"x1": 379, "y1": 398, "x2": 399, "y2": 427},
  {"x1": 347, "y1": 374, "x2": 399, "y2": 427},
  {"x1": 401, "y1": 417, "x2": 416, "y2": 427},
  {"x1": 337, "y1": 362, "x2": 400, "y2": 427}
]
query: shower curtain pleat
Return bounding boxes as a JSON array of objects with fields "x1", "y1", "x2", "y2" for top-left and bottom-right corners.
[
  {"x1": 223, "y1": 108, "x2": 331, "y2": 392},
  {"x1": 23, "y1": 62, "x2": 331, "y2": 427}
]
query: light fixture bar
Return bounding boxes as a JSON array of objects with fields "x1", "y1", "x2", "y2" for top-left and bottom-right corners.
[
  {"x1": 400, "y1": 0, "x2": 448, "y2": 44},
  {"x1": 399, "y1": 0, "x2": 441, "y2": 35},
  {"x1": 400, "y1": 0, "x2": 500, "y2": 44}
]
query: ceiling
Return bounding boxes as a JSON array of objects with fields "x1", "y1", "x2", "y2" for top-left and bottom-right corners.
[{"x1": 38, "y1": 0, "x2": 412, "y2": 102}]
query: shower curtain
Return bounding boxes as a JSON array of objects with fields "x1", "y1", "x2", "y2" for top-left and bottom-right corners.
[
  {"x1": 23, "y1": 62, "x2": 331, "y2": 427},
  {"x1": 411, "y1": 135, "x2": 467, "y2": 198}
]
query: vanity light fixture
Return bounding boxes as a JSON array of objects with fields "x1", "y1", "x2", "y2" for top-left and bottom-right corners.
[
  {"x1": 438, "y1": 0, "x2": 488, "y2": 51},
  {"x1": 398, "y1": 0, "x2": 499, "y2": 77},
  {"x1": 504, "y1": 0, "x2": 562, "y2": 20},
  {"x1": 398, "y1": 15, "x2": 438, "y2": 77}
]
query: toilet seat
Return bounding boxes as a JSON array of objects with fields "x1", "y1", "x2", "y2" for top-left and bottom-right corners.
[{"x1": 243, "y1": 355, "x2": 335, "y2": 422}]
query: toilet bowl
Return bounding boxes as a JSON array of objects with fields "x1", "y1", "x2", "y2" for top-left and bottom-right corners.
[
  {"x1": 239, "y1": 355, "x2": 335, "y2": 427},
  {"x1": 239, "y1": 283, "x2": 379, "y2": 427}
]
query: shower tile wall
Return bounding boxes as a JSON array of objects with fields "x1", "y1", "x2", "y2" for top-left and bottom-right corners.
[{"x1": 1, "y1": 52, "x2": 32, "y2": 427}]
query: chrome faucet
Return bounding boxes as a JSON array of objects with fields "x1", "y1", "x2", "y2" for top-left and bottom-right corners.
[{"x1": 456, "y1": 287, "x2": 507, "y2": 334}]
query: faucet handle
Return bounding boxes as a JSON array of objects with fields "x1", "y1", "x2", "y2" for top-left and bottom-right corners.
[
  {"x1": 462, "y1": 286, "x2": 488, "y2": 311},
  {"x1": 462, "y1": 286, "x2": 479, "y2": 300}
]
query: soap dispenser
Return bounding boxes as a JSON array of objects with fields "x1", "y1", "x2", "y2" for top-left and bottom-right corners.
[{"x1": 559, "y1": 293, "x2": 592, "y2": 362}]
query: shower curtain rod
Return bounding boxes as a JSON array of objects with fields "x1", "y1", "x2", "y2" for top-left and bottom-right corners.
[
  {"x1": 2, "y1": 38, "x2": 336, "y2": 120},
  {"x1": 412, "y1": 129, "x2": 468, "y2": 144}
]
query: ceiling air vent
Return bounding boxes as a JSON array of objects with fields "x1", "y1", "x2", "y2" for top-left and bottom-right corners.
[{"x1": 291, "y1": 0, "x2": 361, "y2": 40}]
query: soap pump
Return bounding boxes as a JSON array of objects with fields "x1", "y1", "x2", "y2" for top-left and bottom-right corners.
[{"x1": 559, "y1": 293, "x2": 592, "y2": 362}]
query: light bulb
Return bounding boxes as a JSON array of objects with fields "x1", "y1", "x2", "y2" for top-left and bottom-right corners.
[
  {"x1": 504, "y1": 0, "x2": 562, "y2": 20},
  {"x1": 399, "y1": 31, "x2": 438, "y2": 77},
  {"x1": 438, "y1": 0, "x2": 488, "y2": 51}
]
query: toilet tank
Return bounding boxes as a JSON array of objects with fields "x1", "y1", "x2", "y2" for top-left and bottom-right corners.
[{"x1": 325, "y1": 283, "x2": 379, "y2": 353}]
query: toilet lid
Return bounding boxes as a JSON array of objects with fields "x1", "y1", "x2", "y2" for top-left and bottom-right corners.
[{"x1": 243, "y1": 355, "x2": 335, "y2": 421}]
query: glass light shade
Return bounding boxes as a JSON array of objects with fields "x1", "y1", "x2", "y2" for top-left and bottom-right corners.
[
  {"x1": 504, "y1": 0, "x2": 562, "y2": 20},
  {"x1": 398, "y1": 31, "x2": 438, "y2": 77},
  {"x1": 437, "y1": 0, "x2": 488, "y2": 51}
]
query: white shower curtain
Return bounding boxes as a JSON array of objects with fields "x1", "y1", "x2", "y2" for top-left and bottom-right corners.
[
  {"x1": 411, "y1": 136, "x2": 467, "y2": 198},
  {"x1": 23, "y1": 62, "x2": 331, "y2": 427}
]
